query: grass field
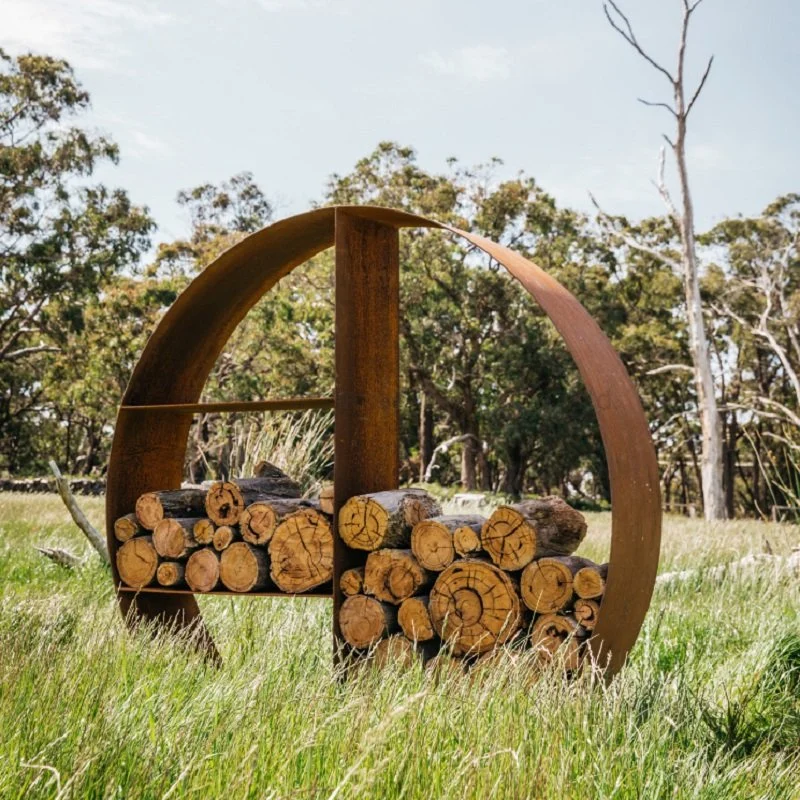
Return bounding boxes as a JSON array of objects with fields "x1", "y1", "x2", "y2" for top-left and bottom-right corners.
[{"x1": 1, "y1": 493, "x2": 799, "y2": 799}]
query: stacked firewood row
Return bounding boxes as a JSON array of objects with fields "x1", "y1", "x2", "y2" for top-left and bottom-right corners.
[
  {"x1": 337, "y1": 489, "x2": 608, "y2": 669},
  {"x1": 114, "y1": 463, "x2": 336, "y2": 594}
]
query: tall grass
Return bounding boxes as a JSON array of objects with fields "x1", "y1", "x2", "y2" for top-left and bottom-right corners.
[{"x1": 1, "y1": 494, "x2": 798, "y2": 799}]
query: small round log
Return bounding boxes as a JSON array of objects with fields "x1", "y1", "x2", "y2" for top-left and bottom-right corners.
[
  {"x1": 429, "y1": 559, "x2": 521, "y2": 656},
  {"x1": 205, "y1": 475, "x2": 301, "y2": 526},
  {"x1": 185, "y1": 548, "x2": 220, "y2": 592},
  {"x1": 453, "y1": 522, "x2": 484, "y2": 558},
  {"x1": 397, "y1": 595, "x2": 435, "y2": 642},
  {"x1": 134, "y1": 489, "x2": 207, "y2": 530},
  {"x1": 269, "y1": 508, "x2": 333, "y2": 592},
  {"x1": 220, "y1": 542, "x2": 270, "y2": 592},
  {"x1": 116, "y1": 536, "x2": 158, "y2": 589},
  {"x1": 573, "y1": 562, "x2": 609, "y2": 599},
  {"x1": 212, "y1": 525, "x2": 236, "y2": 551},
  {"x1": 338, "y1": 489, "x2": 442, "y2": 551},
  {"x1": 153, "y1": 517, "x2": 202, "y2": 560},
  {"x1": 530, "y1": 613, "x2": 584, "y2": 671},
  {"x1": 363, "y1": 549, "x2": 432, "y2": 605},
  {"x1": 574, "y1": 598, "x2": 601, "y2": 631},
  {"x1": 193, "y1": 519, "x2": 216, "y2": 545},
  {"x1": 339, "y1": 595, "x2": 398, "y2": 649},
  {"x1": 520, "y1": 556, "x2": 591, "y2": 613},
  {"x1": 156, "y1": 561, "x2": 185, "y2": 588},
  {"x1": 113, "y1": 513, "x2": 143, "y2": 543},
  {"x1": 340, "y1": 566, "x2": 365, "y2": 597},
  {"x1": 240, "y1": 497, "x2": 316, "y2": 545},
  {"x1": 411, "y1": 515, "x2": 484, "y2": 571}
]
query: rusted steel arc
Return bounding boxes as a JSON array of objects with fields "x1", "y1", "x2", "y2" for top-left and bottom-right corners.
[
  {"x1": 107, "y1": 204, "x2": 661, "y2": 676},
  {"x1": 119, "y1": 398, "x2": 335, "y2": 414}
]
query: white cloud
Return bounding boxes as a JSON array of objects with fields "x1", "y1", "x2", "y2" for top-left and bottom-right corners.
[
  {"x1": 257, "y1": 0, "x2": 331, "y2": 10},
  {"x1": 420, "y1": 45, "x2": 511, "y2": 82},
  {"x1": 129, "y1": 129, "x2": 170, "y2": 157},
  {"x1": 1, "y1": 0, "x2": 173, "y2": 70}
]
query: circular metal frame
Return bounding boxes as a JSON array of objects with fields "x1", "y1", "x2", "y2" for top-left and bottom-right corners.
[{"x1": 106, "y1": 205, "x2": 661, "y2": 676}]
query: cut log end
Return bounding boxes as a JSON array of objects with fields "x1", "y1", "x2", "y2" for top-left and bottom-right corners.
[
  {"x1": 156, "y1": 561, "x2": 185, "y2": 587},
  {"x1": 531, "y1": 613, "x2": 584, "y2": 671},
  {"x1": 429, "y1": 559, "x2": 521, "y2": 656},
  {"x1": 269, "y1": 509, "x2": 333, "y2": 593},
  {"x1": 135, "y1": 489, "x2": 206, "y2": 530},
  {"x1": 398, "y1": 595, "x2": 435, "y2": 642},
  {"x1": 339, "y1": 595, "x2": 397, "y2": 649},
  {"x1": 240, "y1": 502, "x2": 277, "y2": 545},
  {"x1": 153, "y1": 518, "x2": 201, "y2": 560},
  {"x1": 481, "y1": 506, "x2": 537, "y2": 570},
  {"x1": 364, "y1": 548, "x2": 432, "y2": 605},
  {"x1": 220, "y1": 542, "x2": 269, "y2": 592},
  {"x1": 574, "y1": 598, "x2": 601, "y2": 630},
  {"x1": 213, "y1": 525, "x2": 236, "y2": 551},
  {"x1": 185, "y1": 548, "x2": 220, "y2": 593},
  {"x1": 193, "y1": 519, "x2": 216, "y2": 545},
  {"x1": 520, "y1": 556, "x2": 586, "y2": 613},
  {"x1": 338, "y1": 496, "x2": 389, "y2": 551},
  {"x1": 205, "y1": 481, "x2": 245, "y2": 526},
  {"x1": 411, "y1": 519, "x2": 456, "y2": 571},
  {"x1": 113, "y1": 513, "x2": 143, "y2": 543},
  {"x1": 453, "y1": 525, "x2": 483, "y2": 558},
  {"x1": 117, "y1": 536, "x2": 158, "y2": 589},
  {"x1": 340, "y1": 566, "x2": 365, "y2": 597},
  {"x1": 319, "y1": 483, "x2": 334, "y2": 516},
  {"x1": 574, "y1": 563, "x2": 608, "y2": 599}
]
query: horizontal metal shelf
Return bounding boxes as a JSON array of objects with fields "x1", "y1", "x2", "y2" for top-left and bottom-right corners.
[
  {"x1": 119, "y1": 397, "x2": 334, "y2": 414},
  {"x1": 117, "y1": 585, "x2": 332, "y2": 598}
]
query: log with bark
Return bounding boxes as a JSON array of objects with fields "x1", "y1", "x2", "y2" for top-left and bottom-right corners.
[
  {"x1": 157, "y1": 561, "x2": 185, "y2": 588},
  {"x1": 481, "y1": 497, "x2": 587, "y2": 570},
  {"x1": 338, "y1": 489, "x2": 442, "y2": 551},
  {"x1": 428, "y1": 559, "x2": 522, "y2": 656},
  {"x1": 220, "y1": 542, "x2": 270, "y2": 592},
  {"x1": 453, "y1": 521, "x2": 484, "y2": 558},
  {"x1": 240, "y1": 497, "x2": 316, "y2": 545},
  {"x1": 573, "y1": 562, "x2": 609, "y2": 599},
  {"x1": 411, "y1": 515, "x2": 485, "y2": 571},
  {"x1": 574, "y1": 598, "x2": 601, "y2": 631},
  {"x1": 205, "y1": 472, "x2": 301, "y2": 526},
  {"x1": 520, "y1": 556, "x2": 592, "y2": 613},
  {"x1": 185, "y1": 548, "x2": 220, "y2": 593},
  {"x1": 363, "y1": 549, "x2": 433, "y2": 605},
  {"x1": 339, "y1": 595, "x2": 398, "y2": 649},
  {"x1": 135, "y1": 489, "x2": 207, "y2": 530},
  {"x1": 530, "y1": 613, "x2": 585, "y2": 671},
  {"x1": 113, "y1": 513, "x2": 144, "y2": 543},
  {"x1": 153, "y1": 517, "x2": 202, "y2": 560},
  {"x1": 268, "y1": 508, "x2": 334, "y2": 592},
  {"x1": 117, "y1": 536, "x2": 159, "y2": 589},
  {"x1": 397, "y1": 595, "x2": 435, "y2": 642},
  {"x1": 340, "y1": 566, "x2": 365, "y2": 597},
  {"x1": 212, "y1": 525, "x2": 237, "y2": 551}
]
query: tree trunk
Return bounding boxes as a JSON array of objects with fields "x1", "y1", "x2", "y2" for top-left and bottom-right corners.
[
  {"x1": 135, "y1": 488, "x2": 207, "y2": 530},
  {"x1": 363, "y1": 549, "x2": 433, "y2": 604},
  {"x1": 338, "y1": 489, "x2": 441, "y2": 551},
  {"x1": 116, "y1": 536, "x2": 159, "y2": 589},
  {"x1": 460, "y1": 435, "x2": 477, "y2": 491},
  {"x1": 428, "y1": 559, "x2": 521, "y2": 656},
  {"x1": 268, "y1": 508, "x2": 334, "y2": 592},
  {"x1": 205, "y1": 473, "x2": 301, "y2": 526},
  {"x1": 219, "y1": 542, "x2": 270, "y2": 592},
  {"x1": 481, "y1": 497, "x2": 587, "y2": 570},
  {"x1": 410, "y1": 515, "x2": 484, "y2": 572},
  {"x1": 339, "y1": 595, "x2": 398, "y2": 649}
]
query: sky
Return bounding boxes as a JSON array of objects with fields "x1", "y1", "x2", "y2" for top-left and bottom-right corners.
[{"x1": 3, "y1": 0, "x2": 799, "y2": 247}]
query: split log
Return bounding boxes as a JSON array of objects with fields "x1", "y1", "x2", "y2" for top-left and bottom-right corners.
[
  {"x1": 372, "y1": 635, "x2": 420, "y2": 668},
  {"x1": 340, "y1": 566, "x2": 365, "y2": 597},
  {"x1": 153, "y1": 517, "x2": 202, "y2": 560},
  {"x1": 113, "y1": 513, "x2": 144, "y2": 543},
  {"x1": 135, "y1": 489, "x2": 207, "y2": 530},
  {"x1": 338, "y1": 489, "x2": 442, "y2": 551},
  {"x1": 453, "y1": 521, "x2": 484, "y2": 558},
  {"x1": 411, "y1": 515, "x2": 484, "y2": 571},
  {"x1": 573, "y1": 562, "x2": 609, "y2": 599},
  {"x1": 212, "y1": 525, "x2": 237, "y2": 551},
  {"x1": 429, "y1": 559, "x2": 521, "y2": 656},
  {"x1": 319, "y1": 483, "x2": 334, "y2": 516},
  {"x1": 185, "y1": 548, "x2": 220, "y2": 592},
  {"x1": 339, "y1": 595, "x2": 398, "y2": 649},
  {"x1": 364, "y1": 549, "x2": 433, "y2": 604},
  {"x1": 116, "y1": 536, "x2": 158, "y2": 589},
  {"x1": 397, "y1": 595, "x2": 435, "y2": 642},
  {"x1": 240, "y1": 497, "x2": 317, "y2": 545},
  {"x1": 269, "y1": 508, "x2": 334, "y2": 592},
  {"x1": 205, "y1": 472, "x2": 301, "y2": 526},
  {"x1": 156, "y1": 561, "x2": 185, "y2": 588},
  {"x1": 531, "y1": 613, "x2": 585, "y2": 671},
  {"x1": 220, "y1": 542, "x2": 270, "y2": 592},
  {"x1": 520, "y1": 556, "x2": 592, "y2": 613},
  {"x1": 574, "y1": 599, "x2": 601, "y2": 631},
  {"x1": 193, "y1": 519, "x2": 216, "y2": 545},
  {"x1": 481, "y1": 497, "x2": 587, "y2": 570}
]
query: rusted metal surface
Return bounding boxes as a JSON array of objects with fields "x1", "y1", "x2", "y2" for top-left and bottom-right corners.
[
  {"x1": 120, "y1": 397, "x2": 334, "y2": 414},
  {"x1": 107, "y1": 204, "x2": 661, "y2": 677}
]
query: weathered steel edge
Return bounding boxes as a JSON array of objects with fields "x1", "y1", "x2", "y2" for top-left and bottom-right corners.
[{"x1": 106, "y1": 204, "x2": 661, "y2": 676}]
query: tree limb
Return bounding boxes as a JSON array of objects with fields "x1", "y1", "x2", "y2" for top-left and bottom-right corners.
[
  {"x1": 35, "y1": 546, "x2": 83, "y2": 569},
  {"x1": 646, "y1": 363, "x2": 695, "y2": 376},
  {"x1": 686, "y1": 55, "x2": 714, "y2": 118}
]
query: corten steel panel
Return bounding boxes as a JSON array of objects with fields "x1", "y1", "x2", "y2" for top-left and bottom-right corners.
[
  {"x1": 333, "y1": 210, "x2": 400, "y2": 654},
  {"x1": 107, "y1": 204, "x2": 661, "y2": 676}
]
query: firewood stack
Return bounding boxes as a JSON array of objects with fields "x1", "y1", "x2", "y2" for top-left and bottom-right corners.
[
  {"x1": 338, "y1": 490, "x2": 608, "y2": 671},
  {"x1": 114, "y1": 463, "x2": 335, "y2": 595}
]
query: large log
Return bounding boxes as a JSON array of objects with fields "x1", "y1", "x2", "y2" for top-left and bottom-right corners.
[
  {"x1": 520, "y1": 555, "x2": 593, "y2": 613},
  {"x1": 116, "y1": 536, "x2": 159, "y2": 589},
  {"x1": 429, "y1": 559, "x2": 522, "y2": 656},
  {"x1": 339, "y1": 595, "x2": 398, "y2": 649},
  {"x1": 113, "y1": 513, "x2": 144, "y2": 543},
  {"x1": 481, "y1": 497, "x2": 587, "y2": 570},
  {"x1": 185, "y1": 548, "x2": 220, "y2": 592},
  {"x1": 220, "y1": 542, "x2": 270, "y2": 592},
  {"x1": 397, "y1": 595, "x2": 435, "y2": 642},
  {"x1": 530, "y1": 613, "x2": 585, "y2": 671},
  {"x1": 240, "y1": 497, "x2": 317, "y2": 546},
  {"x1": 340, "y1": 566, "x2": 365, "y2": 597},
  {"x1": 135, "y1": 488, "x2": 207, "y2": 530},
  {"x1": 338, "y1": 489, "x2": 442, "y2": 551},
  {"x1": 268, "y1": 508, "x2": 333, "y2": 592},
  {"x1": 411, "y1": 515, "x2": 485, "y2": 571},
  {"x1": 152, "y1": 517, "x2": 203, "y2": 560},
  {"x1": 205, "y1": 473, "x2": 301, "y2": 526},
  {"x1": 363, "y1": 549, "x2": 433, "y2": 605},
  {"x1": 156, "y1": 561, "x2": 185, "y2": 588},
  {"x1": 573, "y1": 562, "x2": 609, "y2": 599}
]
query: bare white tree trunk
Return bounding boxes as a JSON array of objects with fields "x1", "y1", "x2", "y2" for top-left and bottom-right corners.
[{"x1": 604, "y1": 0, "x2": 726, "y2": 519}]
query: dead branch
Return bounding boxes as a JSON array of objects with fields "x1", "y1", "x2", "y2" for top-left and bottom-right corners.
[{"x1": 35, "y1": 546, "x2": 83, "y2": 570}]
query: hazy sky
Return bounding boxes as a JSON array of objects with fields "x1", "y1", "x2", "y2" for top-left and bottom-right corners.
[{"x1": 3, "y1": 0, "x2": 798, "y2": 246}]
